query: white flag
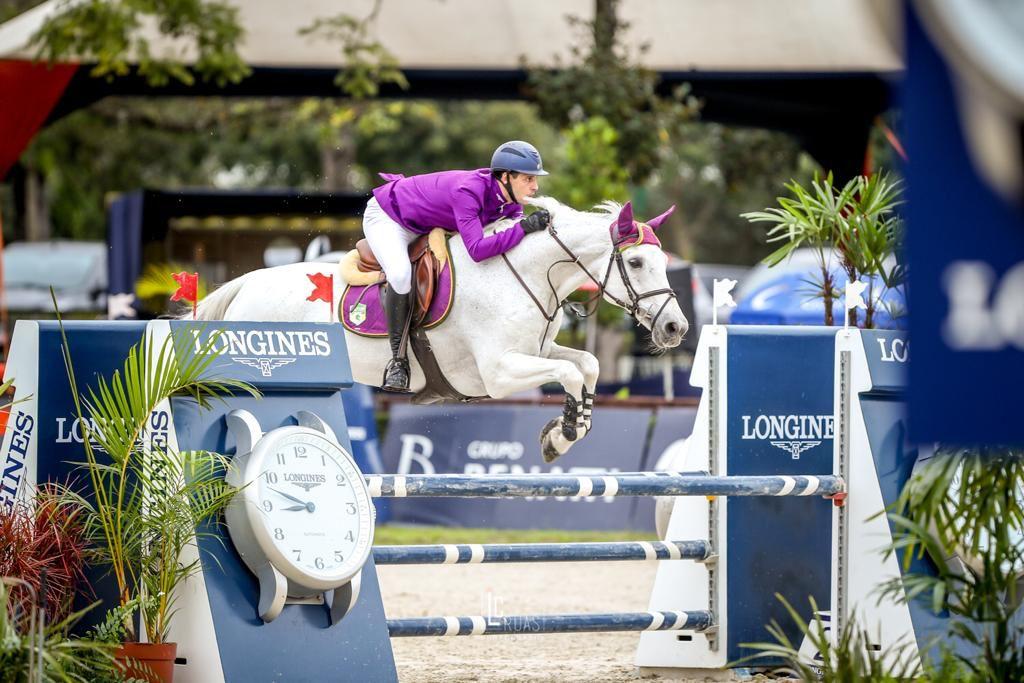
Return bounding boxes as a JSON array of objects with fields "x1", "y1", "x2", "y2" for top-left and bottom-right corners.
[
  {"x1": 107, "y1": 292, "x2": 137, "y2": 320},
  {"x1": 713, "y1": 279, "x2": 738, "y2": 309},
  {"x1": 845, "y1": 280, "x2": 868, "y2": 310}
]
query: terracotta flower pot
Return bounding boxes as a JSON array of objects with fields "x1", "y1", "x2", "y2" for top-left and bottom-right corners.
[{"x1": 115, "y1": 642, "x2": 177, "y2": 683}]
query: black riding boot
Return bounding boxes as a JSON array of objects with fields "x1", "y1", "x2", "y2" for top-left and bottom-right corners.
[{"x1": 382, "y1": 283, "x2": 413, "y2": 392}]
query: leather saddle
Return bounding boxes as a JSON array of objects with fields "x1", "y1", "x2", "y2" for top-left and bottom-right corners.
[
  {"x1": 353, "y1": 232, "x2": 481, "y2": 405},
  {"x1": 354, "y1": 234, "x2": 441, "y2": 326}
]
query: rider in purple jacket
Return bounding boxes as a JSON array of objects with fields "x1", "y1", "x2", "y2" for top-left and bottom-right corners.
[{"x1": 362, "y1": 140, "x2": 552, "y2": 392}]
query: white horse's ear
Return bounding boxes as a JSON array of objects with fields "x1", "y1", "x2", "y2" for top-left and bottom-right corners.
[
  {"x1": 616, "y1": 201, "x2": 635, "y2": 239},
  {"x1": 646, "y1": 205, "x2": 676, "y2": 230}
]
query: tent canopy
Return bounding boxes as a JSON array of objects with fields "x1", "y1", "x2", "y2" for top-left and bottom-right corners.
[
  {"x1": 0, "y1": 0, "x2": 901, "y2": 180},
  {"x1": 0, "y1": 0, "x2": 901, "y2": 72}
]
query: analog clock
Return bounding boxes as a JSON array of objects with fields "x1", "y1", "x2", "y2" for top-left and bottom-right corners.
[{"x1": 224, "y1": 409, "x2": 375, "y2": 624}]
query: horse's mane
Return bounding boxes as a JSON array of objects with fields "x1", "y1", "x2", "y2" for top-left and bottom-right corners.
[
  {"x1": 528, "y1": 196, "x2": 621, "y2": 220},
  {"x1": 484, "y1": 196, "x2": 618, "y2": 235}
]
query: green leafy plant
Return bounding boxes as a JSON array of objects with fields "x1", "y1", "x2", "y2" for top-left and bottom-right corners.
[
  {"x1": 29, "y1": 0, "x2": 250, "y2": 87},
  {"x1": 832, "y1": 172, "x2": 905, "y2": 327},
  {"x1": 300, "y1": 0, "x2": 407, "y2": 100},
  {"x1": 75, "y1": 596, "x2": 159, "y2": 683},
  {"x1": 741, "y1": 172, "x2": 853, "y2": 325},
  {"x1": 545, "y1": 116, "x2": 629, "y2": 210},
  {"x1": 742, "y1": 172, "x2": 904, "y2": 327},
  {"x1": 0, "y1": 580, "x2": 116, "y2": 683},
  {"x1": 53, "y1": 310, "x2": 258, "y2": 644},
  {"x1": 881, "y1": 449, "x2": 1024, "y2": 681},
  {"x1": 741, "y1": 449, "x2": 1023, "y2": 681},
  {"x1": 739, "y1": 595, "x2": 926, "y2": 681},
  {"x1": 525, "y1": 0, "x2": 698, "y2": 184}
]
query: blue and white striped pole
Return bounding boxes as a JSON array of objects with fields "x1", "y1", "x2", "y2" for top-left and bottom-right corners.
[
  {"x1": 365, "y1": 472, "x2": 843, "y2": 499},
  {"x1": 373, "y1": 540, "x2": 710, "y2": 565},
  {"x1": 387, "y1": 610, "x2": 714, "y2": 637}
]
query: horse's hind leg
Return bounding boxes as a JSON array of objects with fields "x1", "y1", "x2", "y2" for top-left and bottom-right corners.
[{"x1": 479, "y1": 352, "x2": 586, "y2": 463}]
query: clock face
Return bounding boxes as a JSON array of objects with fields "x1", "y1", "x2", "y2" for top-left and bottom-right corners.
[{"x1": 248, "y1": 429, "x2": 373, "y2": 587}]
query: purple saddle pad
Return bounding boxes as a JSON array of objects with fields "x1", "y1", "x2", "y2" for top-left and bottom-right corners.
[{"x1": 340, "y1": 257, "x2": 455, "y2": 337}]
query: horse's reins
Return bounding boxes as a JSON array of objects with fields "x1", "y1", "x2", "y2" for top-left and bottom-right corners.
[{"x1": 501, "y1": 223, "x2": 677, "y2": 343}]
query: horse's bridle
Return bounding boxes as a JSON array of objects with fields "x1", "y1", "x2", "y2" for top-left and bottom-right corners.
[{"x1": 501, "y1": 223, "x2": 677, "y2": 339}]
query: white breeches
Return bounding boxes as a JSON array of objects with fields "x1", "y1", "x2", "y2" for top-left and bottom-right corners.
[{"x1": 362, "y1": 197, "x2": 418, "y2": 294}]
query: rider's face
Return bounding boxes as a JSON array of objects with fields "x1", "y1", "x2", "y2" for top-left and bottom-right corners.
[{"x1": 505, "y1": 173, "x2": 539, "y2": 201}]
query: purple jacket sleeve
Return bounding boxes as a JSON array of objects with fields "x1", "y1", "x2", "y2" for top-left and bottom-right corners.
[{"x1": 452, "y1": 187, "x2": 525, "y2": 262}]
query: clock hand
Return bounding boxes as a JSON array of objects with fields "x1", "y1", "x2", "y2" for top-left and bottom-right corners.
[
  {"x1": 282, "y1": 504, "x2": 308, "y2": 512},
  {"x1": 269, "y1": 487, "x2": 309, "y2": 506}
]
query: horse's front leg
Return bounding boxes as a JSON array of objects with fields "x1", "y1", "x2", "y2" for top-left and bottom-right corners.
[
  {"x1": 545, "y1": 343, "x2": 599, "y2": 435},
  {"x1": 480, "y1": 351, "x2": 586, "y2": 463}
]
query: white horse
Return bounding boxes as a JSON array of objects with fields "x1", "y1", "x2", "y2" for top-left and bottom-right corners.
[{"x1": 193, "y1": 196, "x2": 688, "y2": 462}]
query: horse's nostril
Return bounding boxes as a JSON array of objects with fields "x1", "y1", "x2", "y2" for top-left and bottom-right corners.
[{"x1": 665, "y1": 322, "x2": 678, "y2": 335}]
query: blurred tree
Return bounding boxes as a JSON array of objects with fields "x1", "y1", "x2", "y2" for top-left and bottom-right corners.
[
  {"x1": 525, "y1": 0, "x2": 699, "y2": 184},
  {"x1": 300, "y1": 0, "x2": 407, "y2": 100},
  {"x1": 647, "y1": 123, "x2": 819, "y2": 265},
  {"x1": 354, "y1": 100, "x2": 559, "y2": 181},
  {"x1": 296, "y1": 0, "x2": 409, "y2": 191},
  {"x1": 543, "y1": 116, "x2": 628, "y2": 210},
  {"x1": 17, "y1": 98, "x2": 561, "y2": 240},
  {"x1": 5, "y1": 0, "x2": 409, "y2": 229},
  {"x1": 20, "y1": 98, "x2": 324, "y2": 240},
  {"x1": 24, "y1": 0, "x2": 407, "y2": 92},
  {"x1": 0, "y1": 0, "x2": 38, "y2": 21},
  {"x1": 29, "y1": 0, "x2": 250, "y2": 87}
]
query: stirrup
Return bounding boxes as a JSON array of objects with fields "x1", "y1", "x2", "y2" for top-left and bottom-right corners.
[{"x1": 382, "y1": 358, "x2": 411, "y2": 393}]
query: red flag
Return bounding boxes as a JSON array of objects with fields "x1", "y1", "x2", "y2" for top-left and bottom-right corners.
[
  {"x1": 170, "y1": 272, "x2": 198, "y2": 303},
  {"x1": 307, "y1": 272, "x2": 334, "y2": 304}
]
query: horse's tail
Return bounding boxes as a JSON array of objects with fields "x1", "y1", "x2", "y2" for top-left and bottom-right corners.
[{"x1": 191, "y1": 273, "x2": 252, "y2": 321}]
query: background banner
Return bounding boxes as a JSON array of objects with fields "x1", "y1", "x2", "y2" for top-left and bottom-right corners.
[{"x1": 380, "y1": 403, "x2": 666, "y2": 530}]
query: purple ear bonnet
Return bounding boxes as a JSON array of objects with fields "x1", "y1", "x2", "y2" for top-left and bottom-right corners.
[
  {"x1": 609, "y1": 202, "x2": 675, "y2": 250},
  {"x1": 615, "y1": 201, "x2": 635, "y2": 238},
  {"x1": 646, "y1": 205, "x2": 676, "y2": 229}
]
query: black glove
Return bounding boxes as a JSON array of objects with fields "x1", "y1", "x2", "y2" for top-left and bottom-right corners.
[{"x1": 520, "y1": 209, "x2": 551, "y2": 235}]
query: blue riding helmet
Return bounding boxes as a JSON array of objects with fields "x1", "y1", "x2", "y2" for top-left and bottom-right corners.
[{"x1": 490, "y1": 140, "x2": 549, "y2": 176}]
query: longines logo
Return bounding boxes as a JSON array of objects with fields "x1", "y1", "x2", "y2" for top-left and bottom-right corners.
[
  {"x1": 56, "y1": 414, "x2": 163, "y2": 454},
  {"x1": 741, "y1": 414, "x2": 834, "y2": 460},
  {"x1": 1, "y1": 411, "x2": 35, "y2": 511},
  {"x1": 285, "y1": 472, "x2": 327, "y2": 492},
  {"x1": 234, "y1": 358, "x2": 297, "y2": 377},
  {"x1": 942, "y1": 260, "x2": 1024, "y2": 351},
  {"x1": 190, "y1": 329, "x2": 331, "y2": 377}
]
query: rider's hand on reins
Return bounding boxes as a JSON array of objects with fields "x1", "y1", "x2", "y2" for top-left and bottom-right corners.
[{"x1": 520, "y1": 209, "x2": 551, "y2": 235}]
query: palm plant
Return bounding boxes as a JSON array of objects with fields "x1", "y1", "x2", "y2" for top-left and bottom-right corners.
[
  {"x1": 741, "y1": 172, "x2": 855, "y2": 325},
  {"x1": 742, "y1": 172, "x2": 905, "y2": 328},
  {"x1": 0, "y1": 580, "x2": 116, "y2": 683},
  {"x1": 741, "y1": 448, "x2": 1023, "y2": 680},
  {"x1": 833, "y1": 172, "x2": 905, "y2": 327},
  {"x1": 881, "y1": 448, "x2": 1024, "y2": 680},
  {"x1": 738, "y1": 595, "x2": 927, "y2": 681},
  {"x1": 53, "y1": 316, "x2": 257, "y2": 644}
]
